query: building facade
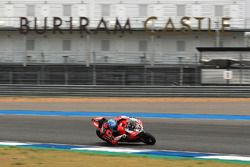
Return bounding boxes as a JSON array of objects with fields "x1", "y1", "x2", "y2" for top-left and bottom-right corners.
[{"x1": 0, "y1": 0, "x2": 249, "y2": 85}]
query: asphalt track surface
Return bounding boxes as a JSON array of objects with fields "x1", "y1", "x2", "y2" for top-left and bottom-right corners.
[
  {"x1": 0, "y1": 99, "x2": 250, "y2": 156},
  {"x1": 0, "y1": 115, "x2": 250, "y2": 155}
]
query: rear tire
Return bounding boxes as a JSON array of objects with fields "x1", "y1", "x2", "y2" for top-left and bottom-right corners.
[
  {"x1": 140, "y1": 132, "x2": 156, "y2": 145},
  {"x1": 96, "y1": 130, "x2": 108, "y2": 143}
]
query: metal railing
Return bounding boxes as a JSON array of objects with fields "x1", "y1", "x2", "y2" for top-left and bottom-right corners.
[
  {"x1": 0, "y1": 51, "x2": 199, "y2": 65},
  {"x1": 0, "y1": 71, "x2": 187, "y2": 86},
  {"x1": 0, "y1": 68, "x2": 249, "y2": 86},
  {"x1": 2, "y1": 50, "x2": 250, "y2": 65},
  {"x1": 0, "y1": 84, "x2": 250, "y2": 97}
]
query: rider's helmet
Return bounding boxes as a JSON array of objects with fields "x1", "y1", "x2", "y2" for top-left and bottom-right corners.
[
  {"x1": 127, "y1": 118, "x2": 137, "y2": 130},
  {"x1": 107, "y1": 119, "x2": 117, "y2": 130}
]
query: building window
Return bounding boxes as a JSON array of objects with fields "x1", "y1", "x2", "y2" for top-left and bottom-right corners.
[
  {"x1": 176, "y1": 41, "x2": 186, "y2": 52},
  {"x1": 101, "y1": 4, "x2": 110, "y2": 17},
  {"x1": 139, "y1": 40, "x2": 148, "y2": 51},
  {"x1": 63, "y1": 5, "x2": 72, "y2": 17},
  {"x1": 215, "y1": 5, "x2": 223, "y2": 17},
  {"x1": 27, "y1": 5, "x2": 35, "y2": 16},
  {"x1": 26, "y1": 40, "x2": 35, "y2": 51},
  {"x1": 177, "y1": 4, "x2": 185, "y2": 16},
  {"x1": 101, "y1": 40, "x2": 110, "y2": 51},
  {"x1": 62, "y1": 40, "x2": 71, "y2": 51},
  {"x1": 139, "y1": 4, "x2": 148, "y2": 17}
]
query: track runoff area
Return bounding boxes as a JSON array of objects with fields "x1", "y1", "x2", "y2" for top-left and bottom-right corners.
[{"x1": 0, "y1": 97, "x2": 250, "y2": 163}]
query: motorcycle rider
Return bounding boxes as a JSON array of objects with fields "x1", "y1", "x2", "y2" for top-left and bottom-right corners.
[
  {"x1": 115, "y1": 116, "x2": 138, "y2": 135},
  {"x1": 100, "y1": 116, "x2": 137, "y2": 145}
]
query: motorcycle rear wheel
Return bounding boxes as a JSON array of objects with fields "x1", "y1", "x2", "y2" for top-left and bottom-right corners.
[{"x1": 96, "y1": 130, "x2": 110, "y2": 143}]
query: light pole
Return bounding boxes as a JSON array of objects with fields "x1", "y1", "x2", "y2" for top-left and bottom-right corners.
[
  {"x1": 215, "y1": 20, "x2": 220, "y2": 47},
  {"x1": 92, "y1": 51, "x2": 96, "y2": 85},
  {"x1": 246, "y1": 33, "x2": 250, "y2": 47},
  {"x1": 178, "y1": 57, "x2": 183, "y2": 86},
  {"x1": 147, "y1": 19, "x2": 156, "y2": 67}
]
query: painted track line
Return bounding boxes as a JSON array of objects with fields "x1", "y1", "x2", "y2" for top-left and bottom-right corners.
[
  {"x1": 0, "y1": 141, "x2": 249, "y2": 163},
  {"x1": 1, "y1": 110, "x2": 250, "y2": 120}
]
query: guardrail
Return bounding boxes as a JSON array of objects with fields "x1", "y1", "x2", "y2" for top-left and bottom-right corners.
[
  {"x1": 0, "y1": 84, "x2": 249, "y2": 97},
  {"x1": 0, "y1": 51, "x2": 198, "y2": 65}
]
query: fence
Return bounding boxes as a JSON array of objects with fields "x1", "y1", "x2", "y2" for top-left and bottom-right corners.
[
  {"x1": 0, "y1": 84, "x2": 250, "y2": 97},
  {"x1": 0, "y1": 67, "x2": 249, "y2": 86},
  {"x1": 0, "y1": 69, "x2": 197, "y2": 86}
]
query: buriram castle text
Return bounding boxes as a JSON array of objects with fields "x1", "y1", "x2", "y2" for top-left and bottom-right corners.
[{"x1": 19, "y1": 16, "x2": 231, "y2": 35}]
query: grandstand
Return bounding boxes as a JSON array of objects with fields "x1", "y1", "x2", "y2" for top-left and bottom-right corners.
[{"x1": 0, "y1": 0, "x2": 250, "y2": 85}]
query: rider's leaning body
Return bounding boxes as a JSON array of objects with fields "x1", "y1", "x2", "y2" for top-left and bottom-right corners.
[{"x1": 100, "y1": 116, "x2": 136, "y2": 145}]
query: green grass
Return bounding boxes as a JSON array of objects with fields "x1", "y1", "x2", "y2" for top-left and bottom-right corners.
[{"x1": 0, "y1": 146, "x2": 249, "y2": 167}]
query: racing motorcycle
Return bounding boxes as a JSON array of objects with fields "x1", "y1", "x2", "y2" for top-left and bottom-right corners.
[{"x1": 91, "y1": 116, "x2": 156, "y2": 145}]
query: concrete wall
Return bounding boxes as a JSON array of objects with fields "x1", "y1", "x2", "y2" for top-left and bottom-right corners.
[
  {"x1": 0, "y1": 0, "x2": 248, "y2": 65},
  {"x1": 0, "y1": 31, "x2": 245, "y2": 64},
  {"x1": 0, "y1": 0, "x2": 248, "y2": 28}
]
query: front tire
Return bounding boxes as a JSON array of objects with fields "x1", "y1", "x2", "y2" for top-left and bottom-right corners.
[{"x1": 140, "y1": 132, "x2": 156, "y2": 145}]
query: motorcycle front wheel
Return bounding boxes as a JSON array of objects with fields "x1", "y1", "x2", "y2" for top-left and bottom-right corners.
[{"x1": 140, "y1": 132, "x2": 156, "y2": 145}]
